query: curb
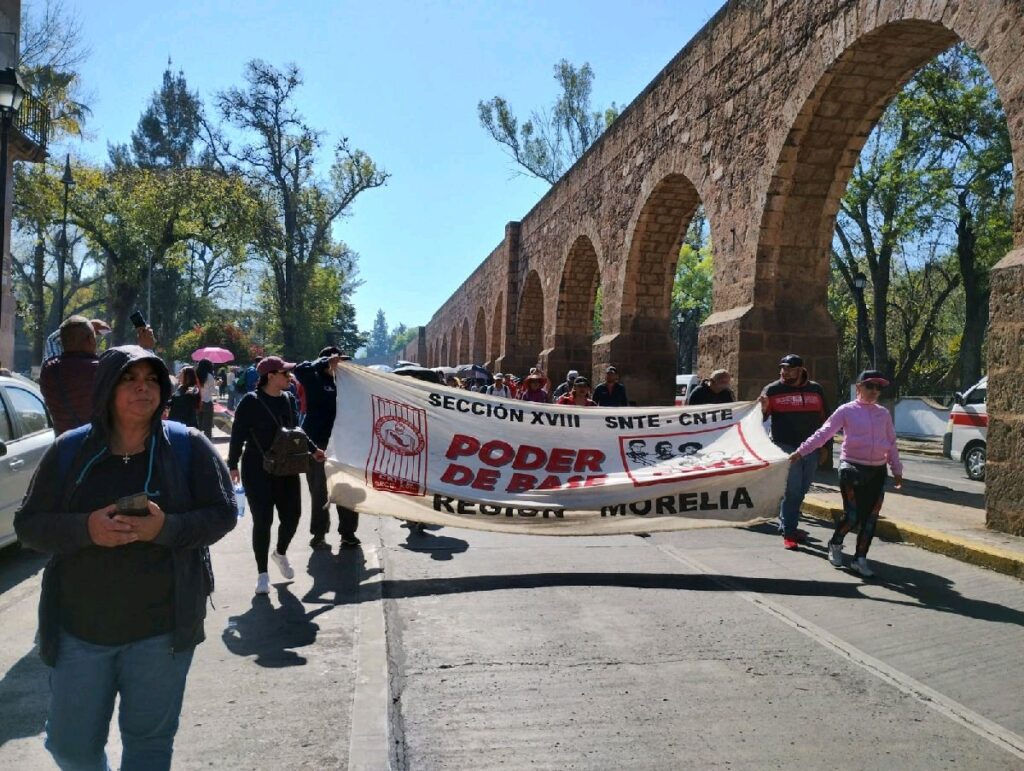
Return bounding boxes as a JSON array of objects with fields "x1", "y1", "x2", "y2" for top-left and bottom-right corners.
[{"x1": 802, "y1": 496, "x2": 1024, "y2": 581}]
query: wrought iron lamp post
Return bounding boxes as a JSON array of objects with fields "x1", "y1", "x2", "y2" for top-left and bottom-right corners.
[
  {"x1": 0, "y1": 67, "x2": 27, "y2": 341},
  {"x1": 56, "y1": 153, "x2": 74, "y2": 321}
]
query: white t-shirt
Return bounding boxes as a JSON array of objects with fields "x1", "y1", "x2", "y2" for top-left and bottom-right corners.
[{"x1": 200, "y1": 373, "x2": 217, "y2": 403}]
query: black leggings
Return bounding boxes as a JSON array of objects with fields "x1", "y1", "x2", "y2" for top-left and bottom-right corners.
[
  {"x1": 243, "y1": 461, "x2": 302, "y2": 573},
  {"x1": 831, "y1": 462, "x2": 886, "y2": 558}
]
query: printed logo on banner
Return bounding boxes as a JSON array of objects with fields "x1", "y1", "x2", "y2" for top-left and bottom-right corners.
[
  {"x1": 619, "y1": 423, "x2": 768, "y2": 487},
  {"x1": 366, "y1": 396, "x2": 428, "y2": 496}
]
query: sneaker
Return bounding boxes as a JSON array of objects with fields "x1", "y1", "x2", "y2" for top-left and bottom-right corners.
[
  {"x1": 270, "y1": 550, "x2": 295, "y2": 579},
  {"x1": 783, "y1": 536, "x2": 799, "y2": 550},
  {"x1": 255, "y1": 572, "x2": 270, "y2": 595},
  {"x1": 309, "y1": 536, "x2": 331, "y2": 551},
  {"x1": 828, "y1": 542, "x2": 844, "y2": 568},
  {"x1": 850, "y1": 556, "x2": 874, "y2": 578},
  {"x1": 340, "y1": 534, "x2": 361, "y2": 548}
]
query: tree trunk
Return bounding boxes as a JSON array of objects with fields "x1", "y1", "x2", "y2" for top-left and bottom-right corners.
[
  {"x1": 31, "y1": 236, "x2": 47, "y2": 363},
  {"x1": 956, "y1": 200, "x2": 987, "y2": 390}
]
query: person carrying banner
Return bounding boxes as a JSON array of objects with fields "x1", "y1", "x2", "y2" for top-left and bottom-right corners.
[
  {"x1": 293, "y1": 347, "x2": 360, "y2": 551},
  {"x1": 228, "y1": 356, "x2": 325, "y2": 595},
  {"x1": 759, "y1": 353, "x2": 827, "y2": 550},
  {"x1": 15, "y1": 345, "x2": 236, "y2": 771},
  {"x1": 687, "y1": 369, "x2": 735, "y2": 405},
  {"x1": 593, "y1": 366, "x2": 629, "y2": 407},
  {"x1": 789, "y1": 370, "x2": 903, "y2": 577},
  {"x1": 552, "y1": 369, "x2": 579, "y2": 400},
  {"x1": 486, "y1": 373, "x2": 512, "y2": 398},
  {"x1": 556, "y1": 376, "x2": 596, "y2": 406},
  {"x1": 517, "y1": 370, "x2": 549, "y2": 403}
]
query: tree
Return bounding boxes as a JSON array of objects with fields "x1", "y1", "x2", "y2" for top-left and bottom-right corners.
[
  {"x1": 365, "y1": 309, "x2": 390, "y2": 358},
  {"x1": 19, "y1": 0, "x2": 91, "y2": 140},
  {"x1": 214, "y1": 60, "x2": 388, "y2": 359},
  {"x1": 169, "y1": 321, "x2": 254, "y2": 364},
  {"x1": 671, "y1": 208, "x2": 713, "y2": 373},
  {"x1": 479, "y1": 60, "x2": 619, "y2": 185},
  {"x1": 831, "y1": 44, "x2": 1011, "y2": 394}
]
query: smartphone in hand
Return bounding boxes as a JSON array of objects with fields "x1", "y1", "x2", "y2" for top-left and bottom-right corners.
[
  {"x1": 129, "y1": 310, "x2": 147, "y2": 329},
  {"x1": 115, "y1": 493, "x2": 149, "y2": 517}
]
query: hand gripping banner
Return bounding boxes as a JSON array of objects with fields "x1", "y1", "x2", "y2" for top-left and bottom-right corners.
[{"x1": 325, "y1": 365, "x2": 790, "y2": 535}]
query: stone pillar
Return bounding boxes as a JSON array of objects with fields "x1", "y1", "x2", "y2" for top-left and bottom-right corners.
[
  {"x1": 985, "y1": 249, "x2": 1024, "y2": 536},
  {"x1": 699, "y1": 304, "x2": 838, "y2": 406},
  {"x1": 592, "y1": 321, "x2": 677, "y2": 407}
]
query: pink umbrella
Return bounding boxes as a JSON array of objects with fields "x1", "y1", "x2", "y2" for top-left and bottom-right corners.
[{"x1": 191, "y1": 346, "x2": 235, "y2": 364}]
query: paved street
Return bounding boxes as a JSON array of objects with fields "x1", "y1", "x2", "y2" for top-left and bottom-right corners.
[{"x1": 2, "y1": 478, "x2": 1023, "y2": 770}]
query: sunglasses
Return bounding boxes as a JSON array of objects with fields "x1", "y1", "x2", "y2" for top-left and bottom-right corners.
[{"x1": 861, "y1": 382, "x2": 883, "y2": 391}]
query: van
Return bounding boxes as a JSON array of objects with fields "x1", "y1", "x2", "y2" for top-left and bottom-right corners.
[
  {"x1": 675, "y1": 374, "x2": 701, "y2": 407},
  {"x1": 943, "y1": 376, "x2": 987, "y2": 481}
]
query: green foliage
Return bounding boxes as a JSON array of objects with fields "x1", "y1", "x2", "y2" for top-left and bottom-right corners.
[
  {"x1": 831, "y1": 44, "x2": 1012, "y2": 394},
  {"x1": 365, "y1": 309, "x2": 391, "y2": 358},
  {"x1": 390, "y1": 324, "x2": 417, "y2": 354},
  {"x1": 479, "y1": 60, "x2": 619, "y2": 184},
  {"x1": 169, "y1": 322, "x2": 254, "y2": 364},
  {"x1": 671, "y1": 208, "x2": 713, "y2": 323}
]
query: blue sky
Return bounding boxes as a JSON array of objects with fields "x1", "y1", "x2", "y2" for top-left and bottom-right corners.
[{"x1": 60, "y1": 0, "x2": 724, "y2": 333}]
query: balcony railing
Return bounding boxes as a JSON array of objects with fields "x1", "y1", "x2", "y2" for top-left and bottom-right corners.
[{"x1": 12, "y1": 93, "x2": 50, "y2": 151}]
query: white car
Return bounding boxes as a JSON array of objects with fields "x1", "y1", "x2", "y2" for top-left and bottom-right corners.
[
  {"x1": 0, "y1": 374, "x2": 55, "y2": 548},
  {"x1": 943, "y1": 376, "x2": 987, "y2": 481}
]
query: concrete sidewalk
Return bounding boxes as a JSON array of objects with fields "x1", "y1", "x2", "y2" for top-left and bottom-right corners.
[{"x1": 803, "y1": 481, "x2": 1024, "y2": 581}]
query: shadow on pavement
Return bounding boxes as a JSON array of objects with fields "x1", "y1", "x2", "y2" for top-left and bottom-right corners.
[
  {"x1": 400, "y1": 528, "x2": 469, "y2": 561},
  {"x1": 0, "y1": 546, "x2": 47, "y2": 597},
  {"x1": 0, "y1": 647, "x2": 48, "y2": 747},
  {"x1": 815, "y1": 468, "x2": 984, "y2": 510},
  {"x1": 222, "y1": 585, "x2": 321, "y2": 667},
  {"x1": 303, "y1": 547, "x2": 381, "y2": 607}
]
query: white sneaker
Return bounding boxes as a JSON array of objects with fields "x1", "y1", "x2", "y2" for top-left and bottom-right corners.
[
  {"x1": 850, "y1": 556, "x2": 874, "y2": 578},
  {"x1": 828, "y1": 543, "x2": 844, "y2": 568},
  {"x1": 255, "y1": 572, "x2": 270, "y2": 595},
  {"x1": 270, "y1": 550, "x2": 295, "y2": 580}
]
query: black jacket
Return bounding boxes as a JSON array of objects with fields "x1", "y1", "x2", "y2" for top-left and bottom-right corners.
[
  {"x1": 687, "y1": 381, "x2": 735, "y2": 406},
  {"x1": 760, "y1": 370, "x2": 827, "y2": 447},
  {"x1": 15, "y1": 345, "x2": 237, "y2": 665},
  {"x1": 292, "y1": 356, "x2": 337, "y2": 449}
]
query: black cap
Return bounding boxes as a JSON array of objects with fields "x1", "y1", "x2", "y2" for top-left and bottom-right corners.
[
  {"x1": 573, "y1": 376, "x2": 590, "y2": 387},
  {"x1": 779, "y1": 354, "x2": 803, "y2": 367},
  {"x1": 606, "y1": 366, "x2": 617, "y2": 374},
  {"x1": 318, "y1": 346, "x2": 342, "y2": 358},
  {"x1": 856, "y1": 369, "x2": 889, "y2": 387}
]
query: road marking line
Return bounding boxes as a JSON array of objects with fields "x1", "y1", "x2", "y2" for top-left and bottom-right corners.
[
  {"x1": 656, "y1": 544, "x2": 1024, "y2": 762},
  {"x1": 347, "y1": 540, "x2": 392, "y2": 770}
]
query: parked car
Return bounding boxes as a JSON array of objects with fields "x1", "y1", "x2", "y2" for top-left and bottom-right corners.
[
  {"x1": 675, "y1": 374, "x2": 701, "y2": 407},
  {"x1": 943, "y1": 376, "x2": 987, "y2": 481},
  {"x1": 0, "y1": 374, "x2": 55, "y2": 548}
]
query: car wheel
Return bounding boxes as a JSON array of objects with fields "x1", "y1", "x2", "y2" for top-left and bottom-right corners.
[{"x1": 964, "y1": 444, "x2": 986, "y2": 481}]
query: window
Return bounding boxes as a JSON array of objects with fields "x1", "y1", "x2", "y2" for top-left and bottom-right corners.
[
  {"x1": 965, "y1": 387, "x2": 987, "y2": 406},
  {"x1": 5, "y1": 387, "x2": 51, "y2": 436},
  {"x1": 0, "y1": 397, "x2": 11, "y2": 441}
]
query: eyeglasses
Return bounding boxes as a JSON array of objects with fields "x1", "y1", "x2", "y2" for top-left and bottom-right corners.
[{"x1": 861, "y1": 382, "x2": 883, "y2": 391}]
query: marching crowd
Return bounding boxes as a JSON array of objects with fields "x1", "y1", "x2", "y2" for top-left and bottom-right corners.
[{"x1": 12, "y1": 313, "x2": 902, "y2": 771}]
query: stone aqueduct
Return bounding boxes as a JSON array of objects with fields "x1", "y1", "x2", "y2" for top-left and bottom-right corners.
[{"x1": 400, "y1": 0, "x2": 1024, "y2": 534}]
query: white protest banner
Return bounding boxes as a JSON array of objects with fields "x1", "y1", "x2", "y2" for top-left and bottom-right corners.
[{"x1": 325, "y1": 365, "x2": 790, "y2": 535}]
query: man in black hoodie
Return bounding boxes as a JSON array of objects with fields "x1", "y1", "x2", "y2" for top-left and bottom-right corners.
[
  {"x1": 16, "y1": 345, "x2": 236, "y2": 770},
  {"x1": 294, "y1": 346, "x2": 360, "y2": 550},
  {"x1": 760, "y1": 354, "x2": 827, "y2": 550}
]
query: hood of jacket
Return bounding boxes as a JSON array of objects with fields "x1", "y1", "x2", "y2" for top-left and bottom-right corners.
[{"x1": 91, "y1": 345, "x2": 172, "y2": 437}]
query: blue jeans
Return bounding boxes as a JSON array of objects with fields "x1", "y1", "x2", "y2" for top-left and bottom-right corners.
[
  {"x1": 778, "y1": 443, "x2": 818, "y2": 534},
  {"x1": 45, "y1": 631, "x2": 194, "y2": 771}
]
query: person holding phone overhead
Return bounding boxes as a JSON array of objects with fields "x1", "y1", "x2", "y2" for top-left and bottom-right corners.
[
  {"x1": 15, "y1": 345, "x2": 236, "y2": 770},
  {"x1": 40, "y1": 313, "x2": 156, "y2": 436}
]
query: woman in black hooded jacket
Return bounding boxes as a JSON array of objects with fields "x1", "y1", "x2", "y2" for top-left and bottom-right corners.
[{"x1": 15, "y1": 345, "x2": 236, "y2": 771}]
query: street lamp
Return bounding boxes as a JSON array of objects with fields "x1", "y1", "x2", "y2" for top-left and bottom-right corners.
[
  {"x1": 0, "y1": 67, "x2": 27, "y2": 344},
  {"x1": 852, "y1": 271, "x2": 868, "y2": 376},
  {"x1": 56, "y1": 154, "x2": 75, "y2": 321}
]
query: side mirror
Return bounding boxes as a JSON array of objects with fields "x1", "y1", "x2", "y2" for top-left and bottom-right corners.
[
  {"x1": 0, "y1": 440, "x2": 7, "y2": 458},
  {"x1": 953, "y1": 392, "x2": 964, "y2": 405}
]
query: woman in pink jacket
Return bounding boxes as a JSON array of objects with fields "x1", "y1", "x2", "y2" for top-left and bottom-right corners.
[{"x1": 789, "y1": 370, "x2": 903, "y2": 578}]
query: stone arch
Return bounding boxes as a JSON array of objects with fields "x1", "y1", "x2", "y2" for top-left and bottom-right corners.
[
  {"x1": 450, "y1": 326, "x2": 460, "y2": 366},
  {"x1": 608, "y1": 173, "x2": 703, "y2": 405},
  {"x1": 513, "y1": 270, "x2": 545, "y2": 373},
  {"x1": 473, "y1": 307, "x2": 487, "y2": 365},
  {"x1": 458, "y1": 318, "x2": 471, "y2": 364},
  {"x1": 490, "y1": 292, "x2": 505, "y2": 371},
  {"x1": 550, "y1": 235, "x2": 601, "y2": 385},
  {"x1": 440, "y1": 336, "x2": 449, "y2": 368},
  {"x1": 744, "y1": 20, "x2": 967, "y2": 399}
]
